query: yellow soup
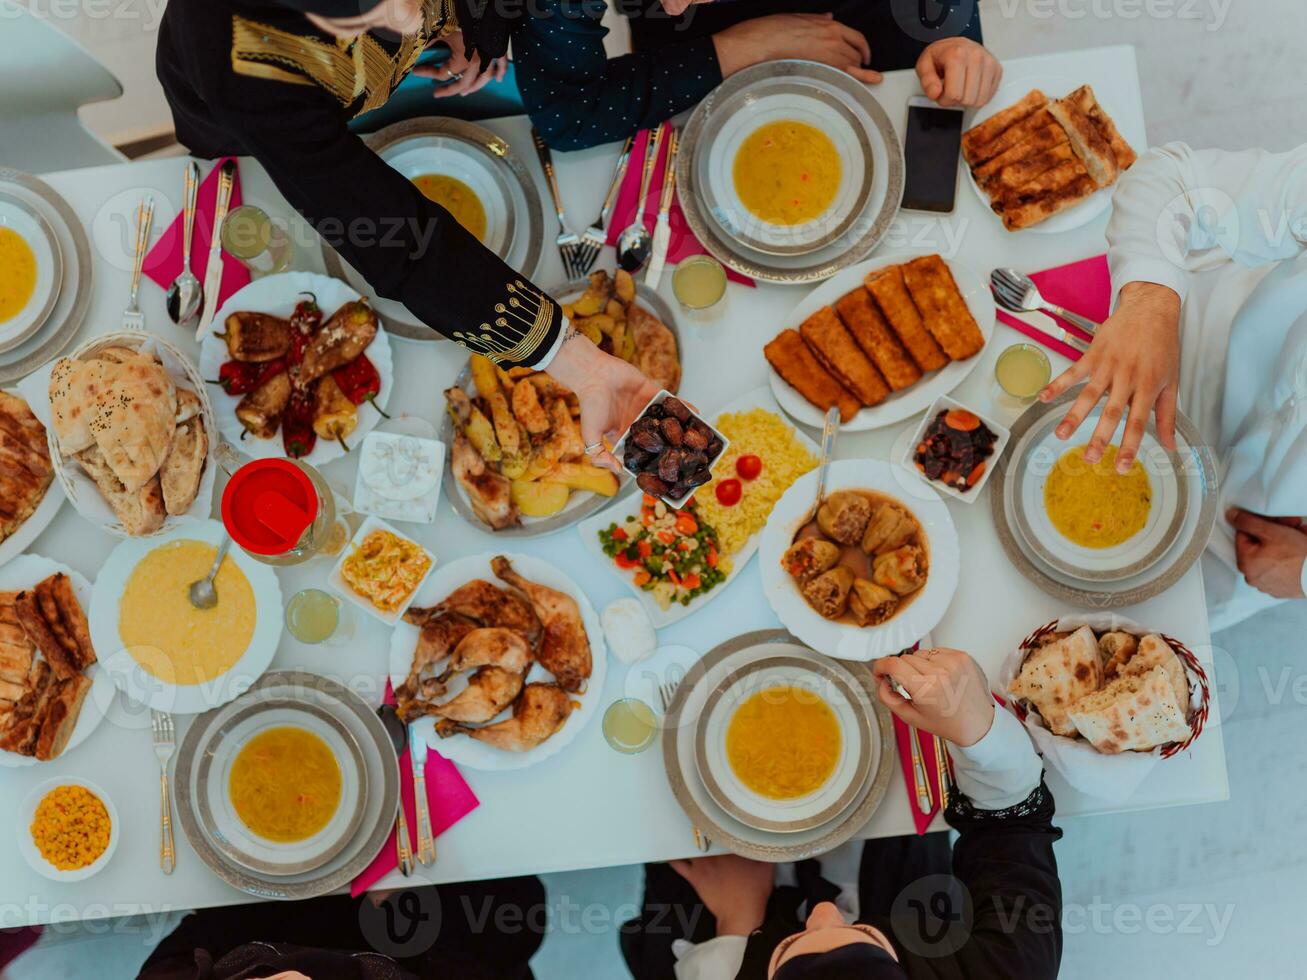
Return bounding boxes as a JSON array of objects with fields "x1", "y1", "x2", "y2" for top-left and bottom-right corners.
[
  {"x1": 0, "y1": 227, "x2": 37, "y2": 324},
  {"x1": 733, "y1": 120, "x2": 842, "y2": 227},
  {"x1": 229, "y1": 726, "x2": 342, "y2": 843},
  {"x1": 1044, "y1": 445, "x2": 1152, "y2": 549},
  {"x1": 413, "y1": 173, "x2": 487, "y2": 242},
  {"x1": 119, "y1": 540, "x2": 256, "y2": 685},
  {"x1": 726, "y1": 685, "x2": 842, "y2": 800}
]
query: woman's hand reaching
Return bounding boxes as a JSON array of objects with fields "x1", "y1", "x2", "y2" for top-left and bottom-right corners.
[
  {"x1": 415, "y1": 31, "x2": 509, "y2": 99},
  {"x1": 873, "y1": 648, "x2": 995, "y2": 747}
]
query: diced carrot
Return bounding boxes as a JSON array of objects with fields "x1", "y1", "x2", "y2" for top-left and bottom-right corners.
[
  {"x1": 642, "y1": 494, "x2": 658, "y2": 507},
  {"x1": 633, "y1": 571, "x2": 651, "y2": 586},
  {"x1": 641, "y1": 511, "x2": 655, "y2": 526},
  {"x1": 677, "y1": 539, "x2": 695, "y2": 551},
  {"x1": 706, "y1": 548, "x2": 719, "y2": 568},
  {"x1": 966, "y1": 462, "x2": 986, "y2": 486},
  {"x1": 681, "y1": 573, "x2": 701, "y2": 590},
  {"x1": 657, "y1": 531, "x2": 676, "y2": 545},
  {"x1": 941, "y1": 471, "x2": 961, "y2": 486},
  {"x1": 667, "y1": 569, "x2": 682, "y2": 586},
  {"x1": 611, "y1": 527, "x2": 628, "y2": 542},
  {"x1": 615, "y1": 554, "x2": 638, "y2": 569},
  {"x1": 675, "y1": 513, "x2": 698, "y2": 535},
  {"x1": 943, "y1": 409, "x2": 981, "y2": 432},
  {"x1": 637, "y1": 539, "x2": 653, "y2": 558}
]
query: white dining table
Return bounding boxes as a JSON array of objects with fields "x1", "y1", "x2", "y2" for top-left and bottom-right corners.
[{"x1": 0, "y1": 43, "x2": 1227, "y2": 928}]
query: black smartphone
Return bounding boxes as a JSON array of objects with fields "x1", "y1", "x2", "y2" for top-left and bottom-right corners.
[{"x1": 902, "y1": 98, "x2": 965, "y2": 213}]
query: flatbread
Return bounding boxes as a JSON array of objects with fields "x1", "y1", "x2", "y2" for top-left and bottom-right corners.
[
  {"x1": 1123, "y1": 634, "x2": 1190, "y2": 711},
  {"x1": 89, "y1": 353, "x2": 177, "y2": 493},
  {"x1": 1067, "y1": 665, "x2": 1190, "y2": 754},
  {"x1": 1008, "y1": 624, "x2": 1102, "y2": 736}
]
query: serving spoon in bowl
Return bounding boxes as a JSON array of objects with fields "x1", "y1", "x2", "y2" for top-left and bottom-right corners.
[
  {"x1": 166, "y1": 161, "x2": 203, "y2": 328},
  {"x1": 188, "y1": 533, "x2": 231, "y2": 610},
  {"x1": 796, "y1": 406, "x2": 841, "y2": 529}
]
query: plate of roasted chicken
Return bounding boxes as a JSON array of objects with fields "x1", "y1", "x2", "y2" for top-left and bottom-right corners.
[
  {"x1": 0, "y1": 391, "x2": 60, "y2": 567},
  {"x1": 0, "y1": 555, "x2": 105, "y2": 767},
  {"x1": 388, "y1": 552, "x2": 606, "y2": 771},
  {"x1": 200, "y1": 272, "x2": 394, "y2": 466},
  {"x1": 760, "y1": 460, "x2": 960, "y2": 662}
]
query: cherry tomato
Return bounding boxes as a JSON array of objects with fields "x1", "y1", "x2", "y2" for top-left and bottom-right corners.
[
  {"x1": 736, "y1": 454, "x2": 763, "y2": 480},
  {"x1": 715, "y1": 478, "x2": 743, "y2": 506}
]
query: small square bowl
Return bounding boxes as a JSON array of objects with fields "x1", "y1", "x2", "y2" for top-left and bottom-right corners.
[
  {"x1": 901, "y1": 395, "x2": 1011, "y2": 503},
  {"x1": 352, "y1": 430, "x2": 445, "y2": 524},
  {"x1": 327, "y1": 515, "x2": 436, "y2": 625},
  {"x1": 612, "y1": 389, "x2": 730, "y2": 510}
]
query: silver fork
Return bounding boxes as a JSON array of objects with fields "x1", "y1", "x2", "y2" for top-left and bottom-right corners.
[
  {"x1": 531, "y1": 128, "x2": 582, "y2": 278},
  {"x1": 990, "y1": 267, "x2": 1099, "y2": 336},
  {"x1": 122, "y1": 196, "x2": 155, "y2": 332},
  {"x1": 573, "y1": 135, "x2": 634, "y2": 278},
  {"x1": 151, "y1": 710, "x2": 177, "y2": 874},
  {"x1": 658, "y1": 680, "x2": 711, "y2": 853}
]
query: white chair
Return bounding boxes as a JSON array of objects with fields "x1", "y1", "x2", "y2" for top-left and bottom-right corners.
[{"x1": 0, "y1": 0, "x2": 125, "y2": 173}]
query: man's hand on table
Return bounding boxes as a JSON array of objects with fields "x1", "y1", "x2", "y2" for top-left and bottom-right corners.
[
  {"x1": 713, "y1": 14, "x2": 883, "y2": 85},
  {"x1": 545, "y1": 332, "x2": 660, "y2": 472},
  {"x1": 873, "y1": 648, "x2": 995, "y2": 748},
  {"x1": 915, "y1": 37, "x2": 1003, "y2": 108},
  {"x1": 1040, "y1": 280, "x2": 1182, "y2": 473},
  {"x1": 416, "y1": 30, "x2": 509, "y2": 99},
  {"x1": 671, "y1": 854, "x2": 773, "y2": 937},
  {"x1": 1230, "y1": 509, "x2": 1307, "y2": 599}
]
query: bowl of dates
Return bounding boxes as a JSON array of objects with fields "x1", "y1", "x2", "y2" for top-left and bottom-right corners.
[
  {"x1": 904, "y1": 396, "x2": 1009, "y2": 502},
  {"x1": 615, "y1": 391, "x2": 730, "y2": 509}
]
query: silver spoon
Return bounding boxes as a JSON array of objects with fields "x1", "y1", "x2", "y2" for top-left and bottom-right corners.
[
  {"x1": 166, "y1": 161, "x2": 203, "y2": 327},
  {"x1": 616, "y1": 124, "x2": 665, "y2": 273},
  {"x1": 990, "y1": 267, "x2": 1099, "y2": 336},
  {"x1": 377, "y1": 705, "x2": 415, "y2": 877},
  {"x1": 188, "y1": 533, "x2": 231, "y2": 610},
  {"x1": 797, "y1": 406, "x2": 840, "y2": 528}
]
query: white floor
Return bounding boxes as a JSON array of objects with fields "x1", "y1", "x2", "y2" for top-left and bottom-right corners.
[{"x1": 7, "y1": 1, "x2": 1307, "y2": 977}]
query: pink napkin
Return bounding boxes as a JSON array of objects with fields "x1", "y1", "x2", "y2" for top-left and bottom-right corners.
[
  {"x1": 350, "y1": 683, "x2": 480, "y2": 896},
  {"x1": 143, "y1": 157, "x2": 251, "y2": 312},
  {"x1": 893, "y1": 716, "x2": 950, "y2": 835},
  {"x1": 995, "y1": 254, "x2": 1110, "y2": 362},
  {"x1": 606, "y1": 128, "x2": 755, "y2": 287}
]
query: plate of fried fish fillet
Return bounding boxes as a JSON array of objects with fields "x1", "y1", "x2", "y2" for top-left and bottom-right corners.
[
  {"x1": 0, "y1": 391, "x2": 60, "y2": 567},
  {"x1": 0, "y1": 555, "x2": 105, "y2": 766},
  {"x1": 766, "y1": 252, "x2": 993, "y2": 432},
  {"x1": 388, "y1": 552, "x2": 606, "y2": 771},
  {"x1": 962, "y1": 78, "x2": 1140, "y2": 233}
]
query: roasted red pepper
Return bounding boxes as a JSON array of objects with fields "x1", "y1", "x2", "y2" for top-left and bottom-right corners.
[
  {"x1": 208, "y1": 357, "x2": 286, "y2": 396},
  {"x1": 281, "y1": 388, "x2": 318, "y2": 459},
  {"x1": 331, "y1": 354, "x2": 389, "y2": 417},
  {"x1": 290, "y1": 293, "x2": 322, "y2": 334}
]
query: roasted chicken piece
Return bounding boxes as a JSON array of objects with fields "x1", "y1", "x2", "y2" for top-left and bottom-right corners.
[
  {"x1": 401, "y1": 665, "x2": 524, "y2": 724},
  {"x1": 491, "y1": 556, "x2": 591, "y2": 693},
  {"x1": 781, "y1": 538, "x2": 842, "y2": 584},
  {"x1": 539, "y1": 397, "x2": 585, "y2": 463},
  {"x1": 848, "y1": 579, "x2": 898, "y2": 626},
  {"x1": 628, "y1": 302, "x2": 681, "y2": 394},
  {"x1": 861, "y1": 503, "x2": 918, "y2": 555},
  {"x1": 235, "y1": 370, "x2": 292, "y2": 439},
  {"x1": 510, "y1": 377, "x2": 551, "y2": 435},
  {"x1": 451, "y1": 432, "x2": 517, "y2": 530},
  {"x1": 437, "y1": 627, "x2": 533, "y2": 682},
  {"x1": 299, "y1": 301, "x2": 378, "y2": 383},
  {"x1": 872, "y1": 545, "x2": 927, "y2": 596},
  {"x1": 445, "y1": 386, "x2": 502, "y2": 463},
  {"x1": 817, "y1": 491, "x2": 873, "y2": 545},
  {"x1": 436, "y1": 683, "x2": 575, "y2": 752},
  {"x1": 802, "y1": 566, "x2": 855, "y2": 619},
  {"x1": 218, "y1": 312, "x2": 293, "y2": 362},
  {"x1": 429, "y1": 579, "x2": 541, "y2": 642},
  {"x1": 396, "y1": 613, "x2": 477, "y2": 703}
]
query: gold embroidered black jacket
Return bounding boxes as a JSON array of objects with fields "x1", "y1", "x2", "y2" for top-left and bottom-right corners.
[{"x1": 156, "y1": 0, "x2": 562, "y2": 365}]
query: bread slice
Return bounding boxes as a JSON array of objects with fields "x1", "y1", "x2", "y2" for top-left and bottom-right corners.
[
  {"x1": 1099, "y1": 631, "x2": 1138, "y2": 678},
  {"x1": 999, "y1": 175, "x2": 1099, "y2": 231},
  {"x1": 1067, "y1": 665, "x2": 1190, "y2": 754},
  {"x1": 973, "y1": 124, "x2": 1070, "y2": 185},
  {"x1": 961, "y1": 89, "x2": 1049, "y2": 164},
  {"x1": 1009, "y1": 625, "x2": 1102, "y2": 736},
  {"x1": 34, "y1": 673, "x2": 91, "y2": 761},
  {"x1": 90, "y1": 353, "x2": 177, "y2": 493},
  {"x1": 159, "y1": 417, "x2": 208, "y2": 516},
  {"x1": 75, "y1": 445, "x2": 166, "y2": 536},
  {"x1": 1048, "y1": 97, "x2": 1118, "y2": 188}
]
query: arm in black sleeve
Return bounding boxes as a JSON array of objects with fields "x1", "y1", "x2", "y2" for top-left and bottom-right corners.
[
  {"x1": 207, "y1": 57, "x2": 562, "y2": 366},
  {"x1": 514, "y1": 0, "x2": 722, "y2": 151}
]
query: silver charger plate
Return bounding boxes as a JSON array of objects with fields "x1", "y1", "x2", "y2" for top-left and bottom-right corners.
[
  {"x1": 321, "y1": 117, "x2": 545, "y2": 341},
  {"x1": 0, "y1": 189, "x2": 63, "y2": 353},
  {"x1": 676, "y1": 61, "x2": 904, "y2": 285},
  {"x1": 990, "y1": 391, "x2": 1219, "y2": 607},
  {"x1": 0, "y1": 169, "x2": 93, "y2": 382},
  {"x1": 439, "y1": 277, "x2": 682, "y2": 537},
  {"x1": 176, "y1": 671, "x2": 399, "y2": 901},
  {"x1": 663, "y1": 629, "x2": 894, "y2": 862}
]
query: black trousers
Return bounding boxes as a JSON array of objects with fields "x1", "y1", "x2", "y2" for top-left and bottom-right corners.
[
  {"x1": 138, "y1": 876, "x2": 547, "y2": 980},
  {"x1": 620, "y1": 834, "x2": 952, "y2": 980}
]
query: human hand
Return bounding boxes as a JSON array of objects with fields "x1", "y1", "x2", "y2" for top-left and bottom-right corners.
[
  {"x1": 670, "y1": 854, "x2": 773, "y2": 937},
  {"x1": 544, "y1": 332, "x2": 659, "y2": 472},
  {"x1": 1229, "y1": 509, "x2": 1307, "y2": 599},
  {"x1": 713, "y1": 14, "x2": 882, "y2": 85},
  {"x1": 1039, "y1": 280, "x2": 1181, "y2": 472},
  {"x1": 915, "y1": 37, "x2": 1002, "y2": 108},
  {"x1": 873, "y1": 648, "x2": 995, "y2": 747},
  {"x1": 415, "y1": 31, "x2": 508, "y2": 99}
]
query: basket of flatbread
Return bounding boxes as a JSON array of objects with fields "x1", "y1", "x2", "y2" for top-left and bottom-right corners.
[
  {"x1": 998, "y1": 615, "x2": 1210, "y2": 800},
  {"x1": 18, "y1": 332, "x2": 217, "y2": 537}
]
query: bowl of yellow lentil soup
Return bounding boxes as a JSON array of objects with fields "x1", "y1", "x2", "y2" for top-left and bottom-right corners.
[{"x1": 19, "y1": 778, "x2": 119, "y2": 881}]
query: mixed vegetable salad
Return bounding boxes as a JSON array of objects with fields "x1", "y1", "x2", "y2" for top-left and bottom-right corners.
[{"x1": 599, "y1": 496, "x2": 727, "y2": 609}]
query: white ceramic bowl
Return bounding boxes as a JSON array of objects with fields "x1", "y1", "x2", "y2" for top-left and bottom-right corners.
[
  {"x1": 0, "y1": 197, "x2": 60, "y2": 352},
  {"x1": 19, "y1": 777, "x2": 119, "y2": 882},
  {"x1": 899, "y1": 395, "x2": 1011, "y2": 503},
  {"x1": 327, "y1": 515, "x2": 435, "y2": 626}
]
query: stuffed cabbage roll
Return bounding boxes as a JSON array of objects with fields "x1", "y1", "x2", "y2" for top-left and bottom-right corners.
[
  {"x1": 871, "y1": 545, "x2": 927, "y2": 596},
  {"x1": 782, "y1": 538, "x2": 842, "y2": 584},
  {"x1": 861, "y1": 502, "x2": 918, "y2": 555},
  {"x1": 848, "y1": 579, "x2": 898, "y2": 626},
  {"x1": 816, "y1": 491, "x2": 873, "y2": 546},
  {"x1": 802, "y1": 566, "x2": 855, "y2": 619}
]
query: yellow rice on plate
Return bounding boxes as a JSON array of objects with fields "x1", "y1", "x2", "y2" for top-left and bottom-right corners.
[{"x1": 695, "y1": 408, "x2": 817, "y2": 571}]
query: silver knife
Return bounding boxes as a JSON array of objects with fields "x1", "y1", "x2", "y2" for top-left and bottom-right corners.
[
  {"x1": 408, "y1": 725, "x2": 437, "y2": 866},
  {"x1": 195, "y1": 159, "x2": 236, "y2": 340},
  {"x1": 1004, "y1": 308, "x2": 1090, "y2": 354}
]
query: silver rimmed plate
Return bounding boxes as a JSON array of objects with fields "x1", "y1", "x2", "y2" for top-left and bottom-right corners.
[
  {"x1": 694, "y1": 656, "x2": 873, "y2": 834},
  {"x1": 0, "y1": 192, "x2": 62, "y2": 353},
  {"x1": 321, "y1": 118, "x2": 545, "y2": 340},
  {"x1": 677, "y1": 61, "x2": 904, "y2": 284},
  {"x1": 991, "y1": 391, "x2": 1218, "y2": 607},
  {"x1": 176, "y1": 671, "x2": 400, "y2": 901},
  {"x1": 0, "y1": 169, "x2": 93, "y2": 382},
  {"x1": 663, "y1": 629, "x2": 893, "y2": 862},
  {"x1": 698, "y1": 80, "x2": 873, "y2": 255},
  {"x1": 1011, "y1": 408, "x2": 1188, "y2": 582},
  {"x1": 439, "y1": 277, "x2": 680, "y2": 537},
  {"x1": 195, "y1": 698, "x2": 368, "y2": 877}
]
